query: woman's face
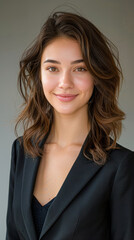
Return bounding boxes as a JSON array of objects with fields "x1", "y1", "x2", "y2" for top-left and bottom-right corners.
[{"x1": 40, "y1": 36, "x2": 94, "y2": 116}]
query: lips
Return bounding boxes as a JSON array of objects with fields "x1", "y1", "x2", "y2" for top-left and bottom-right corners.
[
  {"x1": 54, "y1": 94, "x2": 78, "y2": 97},
  {"x1": 54, "y1": 93, "x2": 78, "y2": 102}
]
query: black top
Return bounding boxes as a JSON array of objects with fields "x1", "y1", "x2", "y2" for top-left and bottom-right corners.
[
  {"x1": 32, "y1": 195, "x2": 55, "y2": 239},
  {"x1": 6, "y1": 137, "x2": 134, "y2": 240}
]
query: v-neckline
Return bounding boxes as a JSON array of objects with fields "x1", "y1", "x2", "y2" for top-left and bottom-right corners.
[{"x1": 32, "y1": 195, "x2": 56, "y2": 208}]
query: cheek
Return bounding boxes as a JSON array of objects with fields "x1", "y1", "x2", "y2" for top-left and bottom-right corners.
[
  {"x1": 41, "y1": 75, "x2": 57, "y2": 92},
  {"x1": 75, "y1": 77, "x2": 94, "y2": 92}
]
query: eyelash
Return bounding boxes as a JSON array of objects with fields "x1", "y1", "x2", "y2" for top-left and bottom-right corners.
[{"x1": 46, "y1": 66, "x2": 87, "y2": 72}]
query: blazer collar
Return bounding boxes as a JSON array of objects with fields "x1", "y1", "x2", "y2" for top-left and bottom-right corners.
[{"x1": 21, "y1": 132, "x2": 102, "y2": 240}]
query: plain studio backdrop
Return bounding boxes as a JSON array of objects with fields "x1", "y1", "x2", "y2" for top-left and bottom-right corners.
[{"x1": 0, "y1": 0, "x2": 134, "y2": 238}]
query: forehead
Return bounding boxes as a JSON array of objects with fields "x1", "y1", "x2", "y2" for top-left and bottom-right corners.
[{"x1": 41, "y1": 37, "x2": 83, "y2": 61}]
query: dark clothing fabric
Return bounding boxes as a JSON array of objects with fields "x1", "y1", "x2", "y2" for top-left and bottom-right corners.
[
  {"x1": 6, "y1": 133, "x2": 134, "y2": 240},
  {"x1": 32, "y1": 196, "x2": 55, "y2": 239}
]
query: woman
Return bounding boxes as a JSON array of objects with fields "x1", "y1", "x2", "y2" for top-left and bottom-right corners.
[{"x1": 6, "y1": 11, "x2": 134, "y2": 240}]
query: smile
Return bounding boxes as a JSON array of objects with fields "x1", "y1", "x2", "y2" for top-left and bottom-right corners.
[{"x1": 54, "y1": 94, "x2": 78, "y2": 102}]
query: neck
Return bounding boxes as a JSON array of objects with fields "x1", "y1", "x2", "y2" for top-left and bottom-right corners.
[{"x1": 47, "y1": 107, "x2": 90, "y2": 147}]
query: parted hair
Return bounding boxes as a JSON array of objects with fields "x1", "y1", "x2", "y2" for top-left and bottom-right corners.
[{"x1": 15, "y1": 11, "x2": 125, "y2": 165}]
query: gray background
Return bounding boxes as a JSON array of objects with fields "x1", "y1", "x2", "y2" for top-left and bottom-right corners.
[{"x1": 0, "y1": 0, "x2": 134, "y2": 238}]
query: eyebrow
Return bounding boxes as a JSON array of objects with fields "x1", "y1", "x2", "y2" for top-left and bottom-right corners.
[{"x1": 43, "y1": 59, "x2": 84, "y2": 64}]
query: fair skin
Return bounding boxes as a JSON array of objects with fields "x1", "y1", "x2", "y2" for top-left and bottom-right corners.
[
  {"x1": 40, "y1": 36, "x2": 94, "y2": 147},
  {"x1": 33, "y1": 37, "x2": 94, "y2": 205}
]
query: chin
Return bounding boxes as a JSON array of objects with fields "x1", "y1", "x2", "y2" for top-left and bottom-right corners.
[{"x1": 54, "y1": 107, "x2": 78, "y2": 115}]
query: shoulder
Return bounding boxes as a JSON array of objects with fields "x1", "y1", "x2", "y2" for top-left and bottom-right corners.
[
  {"x1": 11, "y1": 136, "x2": 24, "y2": 154},
  {"x1": 10, "y1": 136, "x2": 26, "y2": 169},
  {"x1": 109, "y1": 141, "x2": 133, "y2": 159},
  {"x1": 107, "y1": 141, "x2": 134, "y2": 170}
]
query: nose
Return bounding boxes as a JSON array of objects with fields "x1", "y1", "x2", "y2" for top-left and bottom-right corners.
[{"x1": 58, "y1": 71, "x2": 74, "y2": 89}]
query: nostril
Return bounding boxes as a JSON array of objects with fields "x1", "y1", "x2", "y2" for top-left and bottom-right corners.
[
  {"x1": 58, "y1": 82, "x2": 73, "y2": 89},
  {"x1": 58, "y1": 79, "x2": 74, "y2": 88}
]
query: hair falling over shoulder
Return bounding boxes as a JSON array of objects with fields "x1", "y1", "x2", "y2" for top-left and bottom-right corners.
[{"x1": 15, "y1": 11, "x2": 125, "y2": 165}]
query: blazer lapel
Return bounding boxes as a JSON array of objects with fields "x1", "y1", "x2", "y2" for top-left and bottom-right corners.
[
  {"x1": 21, "y1": 154, "x2": 39, "y2": 240},
  {"x1": 21, "y1": 133, "x2": 49, "y2": 240},
  {"x1": 39, "y1": 133, "x2": 102, "y2": 240}
]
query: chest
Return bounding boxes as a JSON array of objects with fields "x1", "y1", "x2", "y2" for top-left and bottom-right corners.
[{"x1": 33, "y1": 144, "x2": 81, "y2": 205}]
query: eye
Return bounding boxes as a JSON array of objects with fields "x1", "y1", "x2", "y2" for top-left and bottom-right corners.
[
  {"x1": 75, "y1": 67, "x2": 87, "y2": 72},
  {"x1": 46, "y1": 67, "x2": 58, "y2": 72}
]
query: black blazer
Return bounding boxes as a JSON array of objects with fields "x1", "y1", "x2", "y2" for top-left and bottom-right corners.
[{"x1": 6, "y1": 134, "x2": 134, "y2": 240}]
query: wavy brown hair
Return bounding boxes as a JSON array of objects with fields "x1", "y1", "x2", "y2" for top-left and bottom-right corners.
[{"x1": 15, "y1": 11, "x2": 125, "y2": 165}]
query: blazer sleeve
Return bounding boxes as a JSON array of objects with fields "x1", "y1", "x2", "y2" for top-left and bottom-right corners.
[
  {"x1": 6, "y1": 139, "x2": 20, "y2": 240},
  {"x1": 110, "y1": 151, "x2": 134, "y2": 240}
]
